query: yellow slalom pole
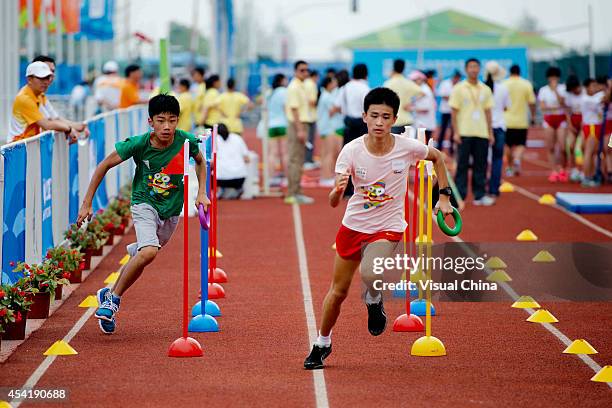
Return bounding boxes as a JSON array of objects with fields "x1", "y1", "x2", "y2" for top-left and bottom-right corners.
[
  {"x1": 426, "y1": 164, "x2": 433, "y2": 337},
  {"x1": 417, "y1": 161, "x2": 425, "y2": 300}
]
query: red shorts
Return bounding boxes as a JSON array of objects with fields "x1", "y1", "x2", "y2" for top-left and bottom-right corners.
[
  {"x1": 583, "y1": 121, "x2": 612, "y2": 140},
  {"x1": 570, "y1": 113, "x2": 582, "y2": 130},
  {"x1": 543, "y1": 114, "x2": 567, "y2": 130},
  {"x1": 335, "y1": 225, "x2": 403, "y2": 261}
]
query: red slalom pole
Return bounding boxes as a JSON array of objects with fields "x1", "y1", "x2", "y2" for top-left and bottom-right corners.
[{"x1": 208, "y1": 125, "x2": 225, "y2": 299}]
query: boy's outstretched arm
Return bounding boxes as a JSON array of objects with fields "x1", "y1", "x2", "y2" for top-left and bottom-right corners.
[
  {"x1": 76, "y1": 151, "x2": 124, "y2": 226},
  {"x1": 193, "y1": 152, "x2": 211, "y2": 211},
  {"x1": 329, "y1": 170, "x2": 350, "y2": 208},
  {"x1": 425, "y1": 146, "x2": 454, "y2": 215}
]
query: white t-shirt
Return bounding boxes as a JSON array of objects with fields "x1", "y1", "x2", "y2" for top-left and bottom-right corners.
[
  {"x1": 335, "y1": 135, "x2": 428, "y2": 234},
  {"x1": 93, "y1": 74, "x2": 122, "y2": 111},
  {"x1": 437, "y1": 79, "x2": 455, "y2": 114},
  {"x1": 40, "y1": 97, "x2": 59, "y2": 119},
  {"x1": 537, "y1": 84, "x2": 567, "y2": 115},
  {"x1": 565, "y1": 91, "x2": 584, "y2": 114},
  {"x1": 581, "y1": 91, "x2": 605, "y2": 125},
  {"x1": 216, "y1": 133, "x2": 249, "y2": 180},
  {"x1": 414, "y1": 83, "x2": 437, "y2": 130},
  {"x1": 334, "y1": 79, "x2": 370, "y2": 118},
  {"x1": 491, "y1": 82, "x2": 511, "y2": 130}
]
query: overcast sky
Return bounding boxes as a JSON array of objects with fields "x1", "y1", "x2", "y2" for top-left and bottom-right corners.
[{"x1": 126, "y1": 0, "x2": 612, "y2": 60}]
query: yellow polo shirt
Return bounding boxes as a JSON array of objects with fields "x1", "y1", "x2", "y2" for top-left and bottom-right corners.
[
  {"x1": 177, "y1": 91, "x2": 195, "y2": 132},
  {"x1": 449, "y1": 80, "x2": 493, "y2": 138},
  {"x1": 303, "y1": 78, "x2": 318, "y2": 122},
  {"x1": 193, "y1": 82, "x2": 206, "y2": 125},
  {"x1": 285, "y1": 78, "x2": 309, "y2": 123},
  {"x1": 383, "y1": 74, "x2": 423, "y2": 125},
  {"x1": 503, "y1": 76, "x2": 536, "y2": 129},
  {"x1": 219, "y1": 91, "x2": 250, "y2": 133},
  {"x1": 203, "y1": 88, "x2": 222, "y2": 126},
  {"x1": 9, "y1": 85, "x2": 46, "y2": 141}
]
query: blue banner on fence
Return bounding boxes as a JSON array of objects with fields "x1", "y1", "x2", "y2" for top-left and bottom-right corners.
[
  {"x1": 92, "y1": 119, "x2": 108, "y2": 212},
  {"x1": 69, "y1": 143, "x2": 79, "y2": 225},
  {"x1": 79, "y1": 0, "x2": 115, "y2": 41},
  {"x1": 40, "y1": 133, "x2": 54, "y2": 254},
  {"x1": 2, "y1": 145, "x2": 27, "y2": 284}
]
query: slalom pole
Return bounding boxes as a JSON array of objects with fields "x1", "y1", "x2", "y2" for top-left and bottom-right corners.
[{"x1": 208, "y1": 124, "x2": 226, "y2": 299}]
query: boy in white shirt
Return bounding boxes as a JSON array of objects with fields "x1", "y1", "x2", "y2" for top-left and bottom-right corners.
[
  {"x1": 580, "y1": 78, "x2": 611, "y2": 187},
  {"x1": 304, "y1": 87, "x2": 454, "y2": 369}
]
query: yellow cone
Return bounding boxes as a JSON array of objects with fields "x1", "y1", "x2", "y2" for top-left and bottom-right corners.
[
  {"x1": 499, "y1": 182, "x2": 514, "y2": 193},
  {"x1": 511, "y1": 296, "x2": 541, "y2": 309},
  {"x1": 591, "y1": 365, "x2": 612, "y2": 382},
  {"x1": 526, "y1": 309, "x2": 558, "y2": 323},
  {"x1": 43, "y1": 340, "x2": 78, "y2": 356},
  {"x1": 486, "y1": 270, "x2": 512, "y2": 282},
  {"x1": 331, "y1": 242, "x2": 336, "y2": 250},
  {"x1": 563, "y1": 339, "x2": 598, "y2": 355},
  {"x1": 208, "y1": 249, "x2": 223, "y2": 258},
  {"x1": 516, "y1": 229, "x2": 538, "y2": 241},
  {"x1": 119, "y1": 254, "x2": 130, "y2": 265},
  {"x1": 0, "y1": 401, "x2": 13, "y2": 408},
  {"x1": 538, "y1": 194, "x2": 556, "y2": 205},
  {"x1": 411, "y1": 335, "x2": 447, "y2": 356},
  {"x1": 104, "y1": 272, "x2": 120, "y2": 284},
  {"x1": 415, "y1": 235, "x2": 433, "y2": 244},
  {"x1": 485, "y1": 256, "x2": 507, "y2": 269},
  {"x1": 78, "y1": 295, "x2": 99, "y2": 308},
  {"x1": 532, "y1": 250, "x2": 555, "y2": 262}
]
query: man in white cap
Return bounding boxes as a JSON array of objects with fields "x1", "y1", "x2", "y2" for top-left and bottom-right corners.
[
  {"x1": 94, "y1": 60, "x2": 123, "y2": 112},
  {"x1": 8, "y1": 61, "x2": 80, "y2": 143}
]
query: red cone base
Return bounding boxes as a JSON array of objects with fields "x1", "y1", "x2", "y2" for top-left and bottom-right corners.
[
  {"x1": 393, "y1": 313, "x2": 424, "y2": 332},
  {"x1": 208, "y1": 283, "x2": 226, "y2": 299},
  {"x1": 211, "y1": 268, "x2": 228, "y2": 283},
  {"x1": 168, "y1": 336, "x2": 203, "y2": 357}
]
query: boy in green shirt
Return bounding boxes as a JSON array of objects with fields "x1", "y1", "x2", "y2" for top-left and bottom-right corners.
[{"x1": 76, "y1": 94, "x2": 211, "y2": 334}]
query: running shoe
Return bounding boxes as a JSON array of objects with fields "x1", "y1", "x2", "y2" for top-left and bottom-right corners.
[
  {"x1": 366, "y1": 300, "x2": 387, "y2": 336},
  {"x1": 548, "y1": 171, "x2": 560, "y2": 183},
  {"x1": 557, "y1": 169, "x2": 569, "y2": 183},
  {"x1": 505, "y1": 167, "x2": 515, "y2": 177},
  {"x1": 304, "y1": 344, "x2": 332, "y2": 370},
  {"x1": 473, "y1": 195, "x2": 496, "y2": 206},
  {"x1": 569, "y1": 168, "x2": 582, "y2": 183},
  {"x1": 513, "y1": 160, "x2": 522, "y2": 176},
  {"x1": 581, "y1": 178, "x2": 601, "y2": 188},
  {"x1": 98, "y1": 317, "x2": 116, "y2": 334},
  {"x1": 95, "y1": 288, "x2": 120, "y2": 334}
]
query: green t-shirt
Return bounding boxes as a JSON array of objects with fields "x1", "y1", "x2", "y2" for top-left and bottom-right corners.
[{"x1": 115, "y1": 129, "x2": 200, "y2": 219}]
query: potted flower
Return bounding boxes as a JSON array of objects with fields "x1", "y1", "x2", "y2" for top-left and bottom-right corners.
[
  {"x1": 108, "y1": 198, "x2": 132, "y2": 230},
  {"x1": 0, "y1": 278, "x2": 34, "y2": 340},
  {"x1": 13, "y1": 262, "x2": 58, "y2": 319},
  {"x1": 95, "y1": 210, "x2": 122, "y2": 246},
  {"x1": 45, "y1": 246, "x2": 84, "y2": 285},
  {"x1": 86, "y1": 216, "x2": 110, "y2": 256},
  {"x1": 64, "y1": 224, "x2": 106, "y2": 270}
]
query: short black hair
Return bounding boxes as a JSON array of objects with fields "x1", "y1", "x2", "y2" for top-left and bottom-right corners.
[
  {"x1": 465, "y1": 58, "x2": 480, "y2": 67},
  {"x1": 192, "y1": 67, "x2": 205, "y2": 77},
  {"x1": 179, "y1": 78, "x2": 191, "y2": 90},
  {"x1": 364, "y1": 87, "x2": 400, "y2": 116},
  {"x1": 294, "y1": 60, "x2": 308, "y2": 70},
  {"x1": 272, "y1": 73, "x2": 286, "y2": 89},
  {"x1": 510, "y1": 64, "x2": 521, "y2": 75},
  {"x1": 321, "y1": 76, "x2": 334, "y2": 89},
  {"x1": 546, "y1": 66, "x2": 561, "y2": 78},
  {"x1": 566, "y1": 75, "x2": 580, "y2": 92},
  {"x1": 393, "y1": 59, "x2": 405, "y2": 74},
  {"x1": 206, "y1": 74, "x2": 220, "y2": 89},
  {"x1": 583, "y1": 78, "x2": 595, "y2": 87},
  {"x1": 452, "y1": 70, "x2": 462, "y2": 78},
  {"x1": 227, "y1": 77, "x2": 235, "y2": 89},
  {"x1": 217, "y1": 123, "x2": 229, "y2": 140},
  {"x1": 353, "y1": 63, "x2": 368, "y2": 80},
  {"x1": 33, "y1": 55, "x2": 55, "y2": 65},
  {"x1": 425, "y1": 69, "x2": 436, "y2": 78},
  {"x1": 148, "y1": 94, "x2": 180, "y2": 118},
  {"x1": 325, "y1": 67, "x2": 336, "y2": 76},
  {"x1": 596, "y1": 75, "x2": 609, "y2": 85},
  {"x1": 310, "y1": 69, "x2": 319, "y2": 78},
  {"x1": 125, "y1": 64, "x2": 141, "y2": 77}
]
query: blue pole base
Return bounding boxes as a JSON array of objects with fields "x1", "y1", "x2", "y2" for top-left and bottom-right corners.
[
  {"x1": 410, "y1": 299, "x2": 436, "y2": 316},
  {"x1": 392, "y1": 287, "x2": 420, "y2": 298},
  {"x1": 188, "y1": 314, "x2": 219, "y2": 333},
  {"x1": 191, "y1": 300, "x2": 221, "y2": 317}
]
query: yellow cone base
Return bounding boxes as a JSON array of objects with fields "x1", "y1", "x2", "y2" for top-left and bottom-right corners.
[
  {"x1": 532, "y1": 250, "x2": 555, "y2": 262},
  {"x1": 0, "y1": 401, "x2": 13, "y2": 408},
  {"x1": 591, "y1": 365, "x2": 612, "y2": 382},
  {"x1": 538, "y1": 194, "x2": 556, "y2": 205},
  {"x1": 516, "y1": 229, "x2": 538, "y2": 241},
  {"x1": 527, "y1": 309, "x2": 558, "y2": 323},
  {"x1": 563, "y1": 339, "x2": 598, "y2": 355},
  {"x1": 119, "y1": 254, "x2": 130, "y2": 265},
  {"x1": 44, "y1": 340, "x2": 78, "y2": 356},
  {"x1": 208, "y1": 249, "x2": 223, "y2": 258},
  {"x1": 485, "y1": 256, "x2": 507, "y2": 269},
  {"x1": 499, "y1": 182, "x2": 514, "y2": 193},
  {"x1": 486, "y1": 270, "x2": 512, "y2": 282},
  {"x1": 411, "y1": 336, "x2": 447, "y2": 356},
  {"x1": 78, "y1": 295, "x2": 98, "y2": 308},
  {"x1": 104, "y1": 272, "x2": 120, "y2": 284},
  {"x1": 415, "y1": 235, "x2": 433, "y2": 244},
  {"x1": 512, "y1": 296, "x2": 541, "y2": 309}
]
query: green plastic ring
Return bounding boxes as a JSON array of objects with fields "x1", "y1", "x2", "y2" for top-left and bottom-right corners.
[{"x1": 437, "y1": 207, "x2": 462, "y2": 236}]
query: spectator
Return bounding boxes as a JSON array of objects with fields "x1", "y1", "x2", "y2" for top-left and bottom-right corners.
[
  {"x1": 149, "y1": 76, "x2": 176, "y2": 99},
  {"x1": 384, "y1": 59, "x2": 423, "y2": 134},
  {"x1": 449, "y1": 58, "x2": 495, "y2": 206},
  {"x1": 436, "y1": 70, "x2": 461, "y2": 154},
  {"x1": 284, "y1": 60, "x2": 314, "y2": 204},
  {"x1": 177, "y1": 78, "x2": 194, "y2": 132},
  {"x1": 202, "y1": 74, "x2": 222, "y2": 129},
  {"x1": 9, "y1": 62, "x2": 79, "y2": 143},
  {"x1": 69, "y1": 80, "x2": 91, "y2": 121},
  {"x1": 191, "y1": 67, "x2": 207, "y2": 129},
  {"x1": 409, "y1": 70, "x2": 437, "y2": 142},
  {"x1": 119, "y1": 64, "x2": 147, "y2": 108},
  {"x1": 216, "y1": 124, "x2": 250, "y2": 199},
  {"x1": 219, "y1": 78, "x2": 252, "y2": 135},
  {"x1": 267, "y1": 73, "x2": 289, "y2": 184},
  {"x1": 317, "y1": 76, "x2": 343, "y2": 187},
  {"x1": 304, "y1": 69, "x2": 320, "y2": 167},
  {"x1": 93, "y1": 60, "x2": 122, "y2": 112}
]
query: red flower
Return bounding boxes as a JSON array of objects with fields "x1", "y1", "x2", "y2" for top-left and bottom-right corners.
[
  {"x1": 58, "y1": 261, "x2": 64, "y2": 269},
  {"x1": 46, "y1": 252, "x2": 52, "y2": 259},
  {"x1": 0, "y1": 290, "x2": 4, "y2": 299},
  {"x1": 19, "y1": 291, "x2": 25, "y2": 297},
  {"x1": 97, "y1": 209, "x2": 104, "y2": 214},
  {"x1": 0, "y1": 309, "x2": 6, "y2": 317},
  {"x1": 40, "y1": 283, "x2": 48, "y2": 288},
  {"x1": 79, "y1": 262, "x2": 85, "y2": 270},
  {"x1": 11, "y1": 287, "x2": 18, "y2": 293},
  {"x1": 9, "y1": 261, "x2": 15, "y2": 267},
  {"x1": 62, "y1": 272, "x2": 71, "y2": 279},
  {"x1": 25, "y1": 264, "x2": 30, "y2": 270},
  {"x1": 15, "y1": 311, "x2": 22, "y2": 322}
]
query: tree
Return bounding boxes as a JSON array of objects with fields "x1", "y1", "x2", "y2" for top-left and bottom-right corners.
[{"x1": 169, "y1": 21, "x2": 209, "y2": 55}]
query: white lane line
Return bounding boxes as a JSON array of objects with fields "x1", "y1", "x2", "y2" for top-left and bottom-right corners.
[
  {"x1": 291, "y1": 204, "x2": 330, "y2": 408},
  {"x1": 511, "y1": 184, "x2": 612, "y2": 240},
  {"x1": 407, "y1": 187, "x2": 611, "y2": 387},
  {"x1": 10, "y1": 287, "x2": 108, "y2": 407}
]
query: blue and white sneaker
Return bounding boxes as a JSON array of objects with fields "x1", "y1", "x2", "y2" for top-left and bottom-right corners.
[{"x1": 95, "y1": 288, "x2": 120, "y2": 333}]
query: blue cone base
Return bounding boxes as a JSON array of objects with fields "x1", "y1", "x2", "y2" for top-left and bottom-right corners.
[
  {"x1": 410, "y1": 299, "x2": 436, "y2": 316},
  {"x1": 188, "y1": 314, "x2": 219, "y2": 332},
  {"x1": 392, "y1": 288, "x2": 420, "y2": 298},
  {"x1": 191, "y1": 300, "x2": 221, "y2": 317}
]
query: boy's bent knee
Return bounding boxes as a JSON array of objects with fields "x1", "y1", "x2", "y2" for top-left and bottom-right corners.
[{"x1": 137, "y1": 246, "x2": 159, "y2": 263}]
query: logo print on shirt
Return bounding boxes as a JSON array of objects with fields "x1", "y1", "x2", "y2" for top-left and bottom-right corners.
[
  {"x1": 356, "y1": 167, "x2": 367, "y2": 179},
  {"x1": 147, "y1": 172, "x2": 177, "y2": 197},
  {"x1": 361, "y1": 180, "x2": 393, "y2": 210}
]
